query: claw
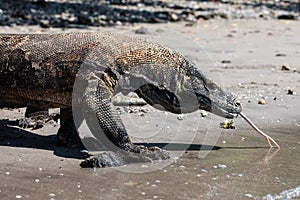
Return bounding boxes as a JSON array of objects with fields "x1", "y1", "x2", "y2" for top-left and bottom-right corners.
[{"x1": 80, "y1": 145, "x2": 171, "y2": 168}]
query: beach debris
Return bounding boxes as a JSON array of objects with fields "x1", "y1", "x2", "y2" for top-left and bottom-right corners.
[
  {"x1": 239, "y1": 112, "x2": 280, "y2": 148},
  {"x1": 277, "y1": 13, "x2": 298, "y2": 20},
  {"x1": 177, "y1": 114, "x2": 186, "y2": 121},
  {"x1": 200, "y1": 110, "x2": 208, "y2": 117},
  {"x1": 221, "y1": 60, "x2": 231, "y2": 64},
  {"x1": 281, "y1": 65, "x2": 291, "y2": 71},
  {"x1": 220, "y1": 119, "x2": 235, "y2": 129},
  {"x1": 213, "y1": 164, "x2": 227, "y2": 169},
  {"x1": 185, "y1": 21, "x2": 197, "y2": 27},
  {"x1": 287, "y1": 88, "x2": 294, "y2": 95},
  {"x1": 49, "y1": 193, "x2": 55, "y2": 198},
  {"x1": 275, "y1": 53, "x2": 286, "y2": 57},
  {"x1": 258, "y1": 99, "x2": 266, "y2": 105}
]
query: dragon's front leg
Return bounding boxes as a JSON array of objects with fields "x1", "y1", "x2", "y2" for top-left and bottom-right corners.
[{"x1": 80, "y1": 79, "x2": 170, "y2": 168}]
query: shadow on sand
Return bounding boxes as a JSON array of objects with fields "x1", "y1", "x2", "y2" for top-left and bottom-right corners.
[
  {"x1": 0, "y1": 119, "x2": 271, "y2": 162},
  {"x1": 0, "y1": 119, "x2": 86, "y2": 159}
]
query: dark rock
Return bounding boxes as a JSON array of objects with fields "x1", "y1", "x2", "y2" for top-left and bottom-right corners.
[
  {"x1": 219, "y1": 12, "x2": 229, "y2": 19},
  {"x1": 221, "y1": 60, "x2": 232, "y2": 64},
  {"x1": 195, "y1": 11, "x2": 215, "y2": 20},
  {"x1": 281, "y1": 65, "x2": 291, "y2": 71},
  {"x1": 277, "y1": 14, "x2": 298, "y2": 20},
  {"x1": 226, "y1": 34, "x2": 234, "y2": 38},
  {"x1": 287, "y1": 89, "x2": 294, "y2": 95},
  {"x1": 276, "y1": 53, "x2": 287, "y2": 57},
  {"x1": 40, "y1": 19, "x2": 50, "y2": 28},
  {"x1": 77, "y1": 13, "x2": 94, "y2": 25}
]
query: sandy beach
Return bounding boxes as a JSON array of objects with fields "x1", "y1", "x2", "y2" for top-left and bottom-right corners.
[{"x1": 0, "y1": 11, "x2": 299, "y2": 200}]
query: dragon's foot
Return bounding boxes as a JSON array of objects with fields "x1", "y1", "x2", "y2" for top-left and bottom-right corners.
[
  {"x1": 80, "y1": 152, "x2": 126, "y2": 168},
  {"x1": 80, "y1": 145, "x2": 171, "y2": 168},
  {"x1": 18, "y1": 117, "x2": 45, "y2": 129},
  {"x1": 18, "y1": 112, "x2": 59, "y2": 130},
  {"x1": 57, "y1": 125, "x2": 83, "y2": 148}
]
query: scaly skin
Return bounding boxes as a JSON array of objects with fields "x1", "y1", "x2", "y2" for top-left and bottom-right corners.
[{"x1": 0, "y1": 32, "x2": 242, "y2": 167}]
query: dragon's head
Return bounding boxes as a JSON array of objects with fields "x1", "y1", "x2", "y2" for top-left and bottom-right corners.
[{"x1": 189, "y1": 68, "x2": 242, "y2": 118}]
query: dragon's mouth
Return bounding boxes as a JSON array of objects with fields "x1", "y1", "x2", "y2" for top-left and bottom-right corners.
[
  {"x1": 210, "y1": 98, "x2": 242, "y2": 119},
  {"x1": 193, "y1": 77, "x2": 242, "y2": 118},
  {"x1": 210, "y1": 104, "x2": 239, "y2": 118},
  {"x1": 197, "y1": 93, "x2": 241, "y2": 118},
  {"x1": 219, "y1": 107, "x2": 239, "y2": 119}
]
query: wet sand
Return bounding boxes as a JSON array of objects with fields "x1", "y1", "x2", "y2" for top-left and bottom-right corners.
[{"x1": 0, "y1": 19, "x2": 299, "y2": 199}]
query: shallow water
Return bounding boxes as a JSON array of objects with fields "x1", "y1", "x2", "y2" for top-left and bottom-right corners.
[{"x1": 77, "y1": 126, "x2": 299, "y2": 200}]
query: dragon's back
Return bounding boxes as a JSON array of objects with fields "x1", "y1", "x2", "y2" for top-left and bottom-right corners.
[{"x1": 0, "y1": 32, "x2": 192, "y2": 108}]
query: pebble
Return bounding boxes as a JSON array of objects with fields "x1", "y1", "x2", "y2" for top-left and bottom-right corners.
[
  {"x1": 49, "y1": 193, "x2": 55, "y2": 197},
  {"x1": 287, "y1": 89, "x2": 294, "y2": 95},
  {"x1": 281, "y1": 65, "x2": 291, "y2": 71},
  {"x1": 177, "y1": 114, "x2": 186, "y2": 120},
  {"x1": 221, "y1": 60, "x2": 232, "y2": 64},
  {"x1": 244, "y1": 193, "x2": 253, "y2": 198},
  {"x1": 200, "y1": 110, "x2": 208, "y2": 117},
  {"x1": 218, "y1": 164, "x2": 227, "y2": 169},
  {"x1": 0, "y1": 0, "x2": 298, "y2": 28},
  {"x1": 220, "y1": 119, "x2": 235, "y2": 129},
  {"x1": 258, "y1": 99, "x2": 266, "y2": 105},
  {"x1": 213, "y1": 164, "x2": 227, "y2": 169},
  {"x1": 275, "y1": 53, "x2": 287, "y2": 57},
  {"x1": 80, "y1": 149, "x2": 89, "y2": 154}
]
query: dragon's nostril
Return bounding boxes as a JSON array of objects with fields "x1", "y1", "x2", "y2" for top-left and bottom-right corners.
[{"x1": 235, "y1": 101, "x2": 241, "y2": 106}]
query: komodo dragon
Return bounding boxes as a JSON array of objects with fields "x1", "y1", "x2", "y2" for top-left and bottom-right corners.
[{"x1": 0, "y1": 32, "x2": 243, "y2": 167}]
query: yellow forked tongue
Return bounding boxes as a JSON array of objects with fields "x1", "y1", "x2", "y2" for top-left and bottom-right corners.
[{"x1": 239, "y1": 112, "x2": 280, "y2": 148}]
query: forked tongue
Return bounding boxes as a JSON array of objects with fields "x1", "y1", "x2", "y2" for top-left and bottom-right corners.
[{"x1": 239, "y1": 112, "x2": 280, "y2": 148}]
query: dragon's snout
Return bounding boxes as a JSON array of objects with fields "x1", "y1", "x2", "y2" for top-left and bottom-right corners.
[{"x1": 193, "y1": 77, "x2": 242, "y2": 119}]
